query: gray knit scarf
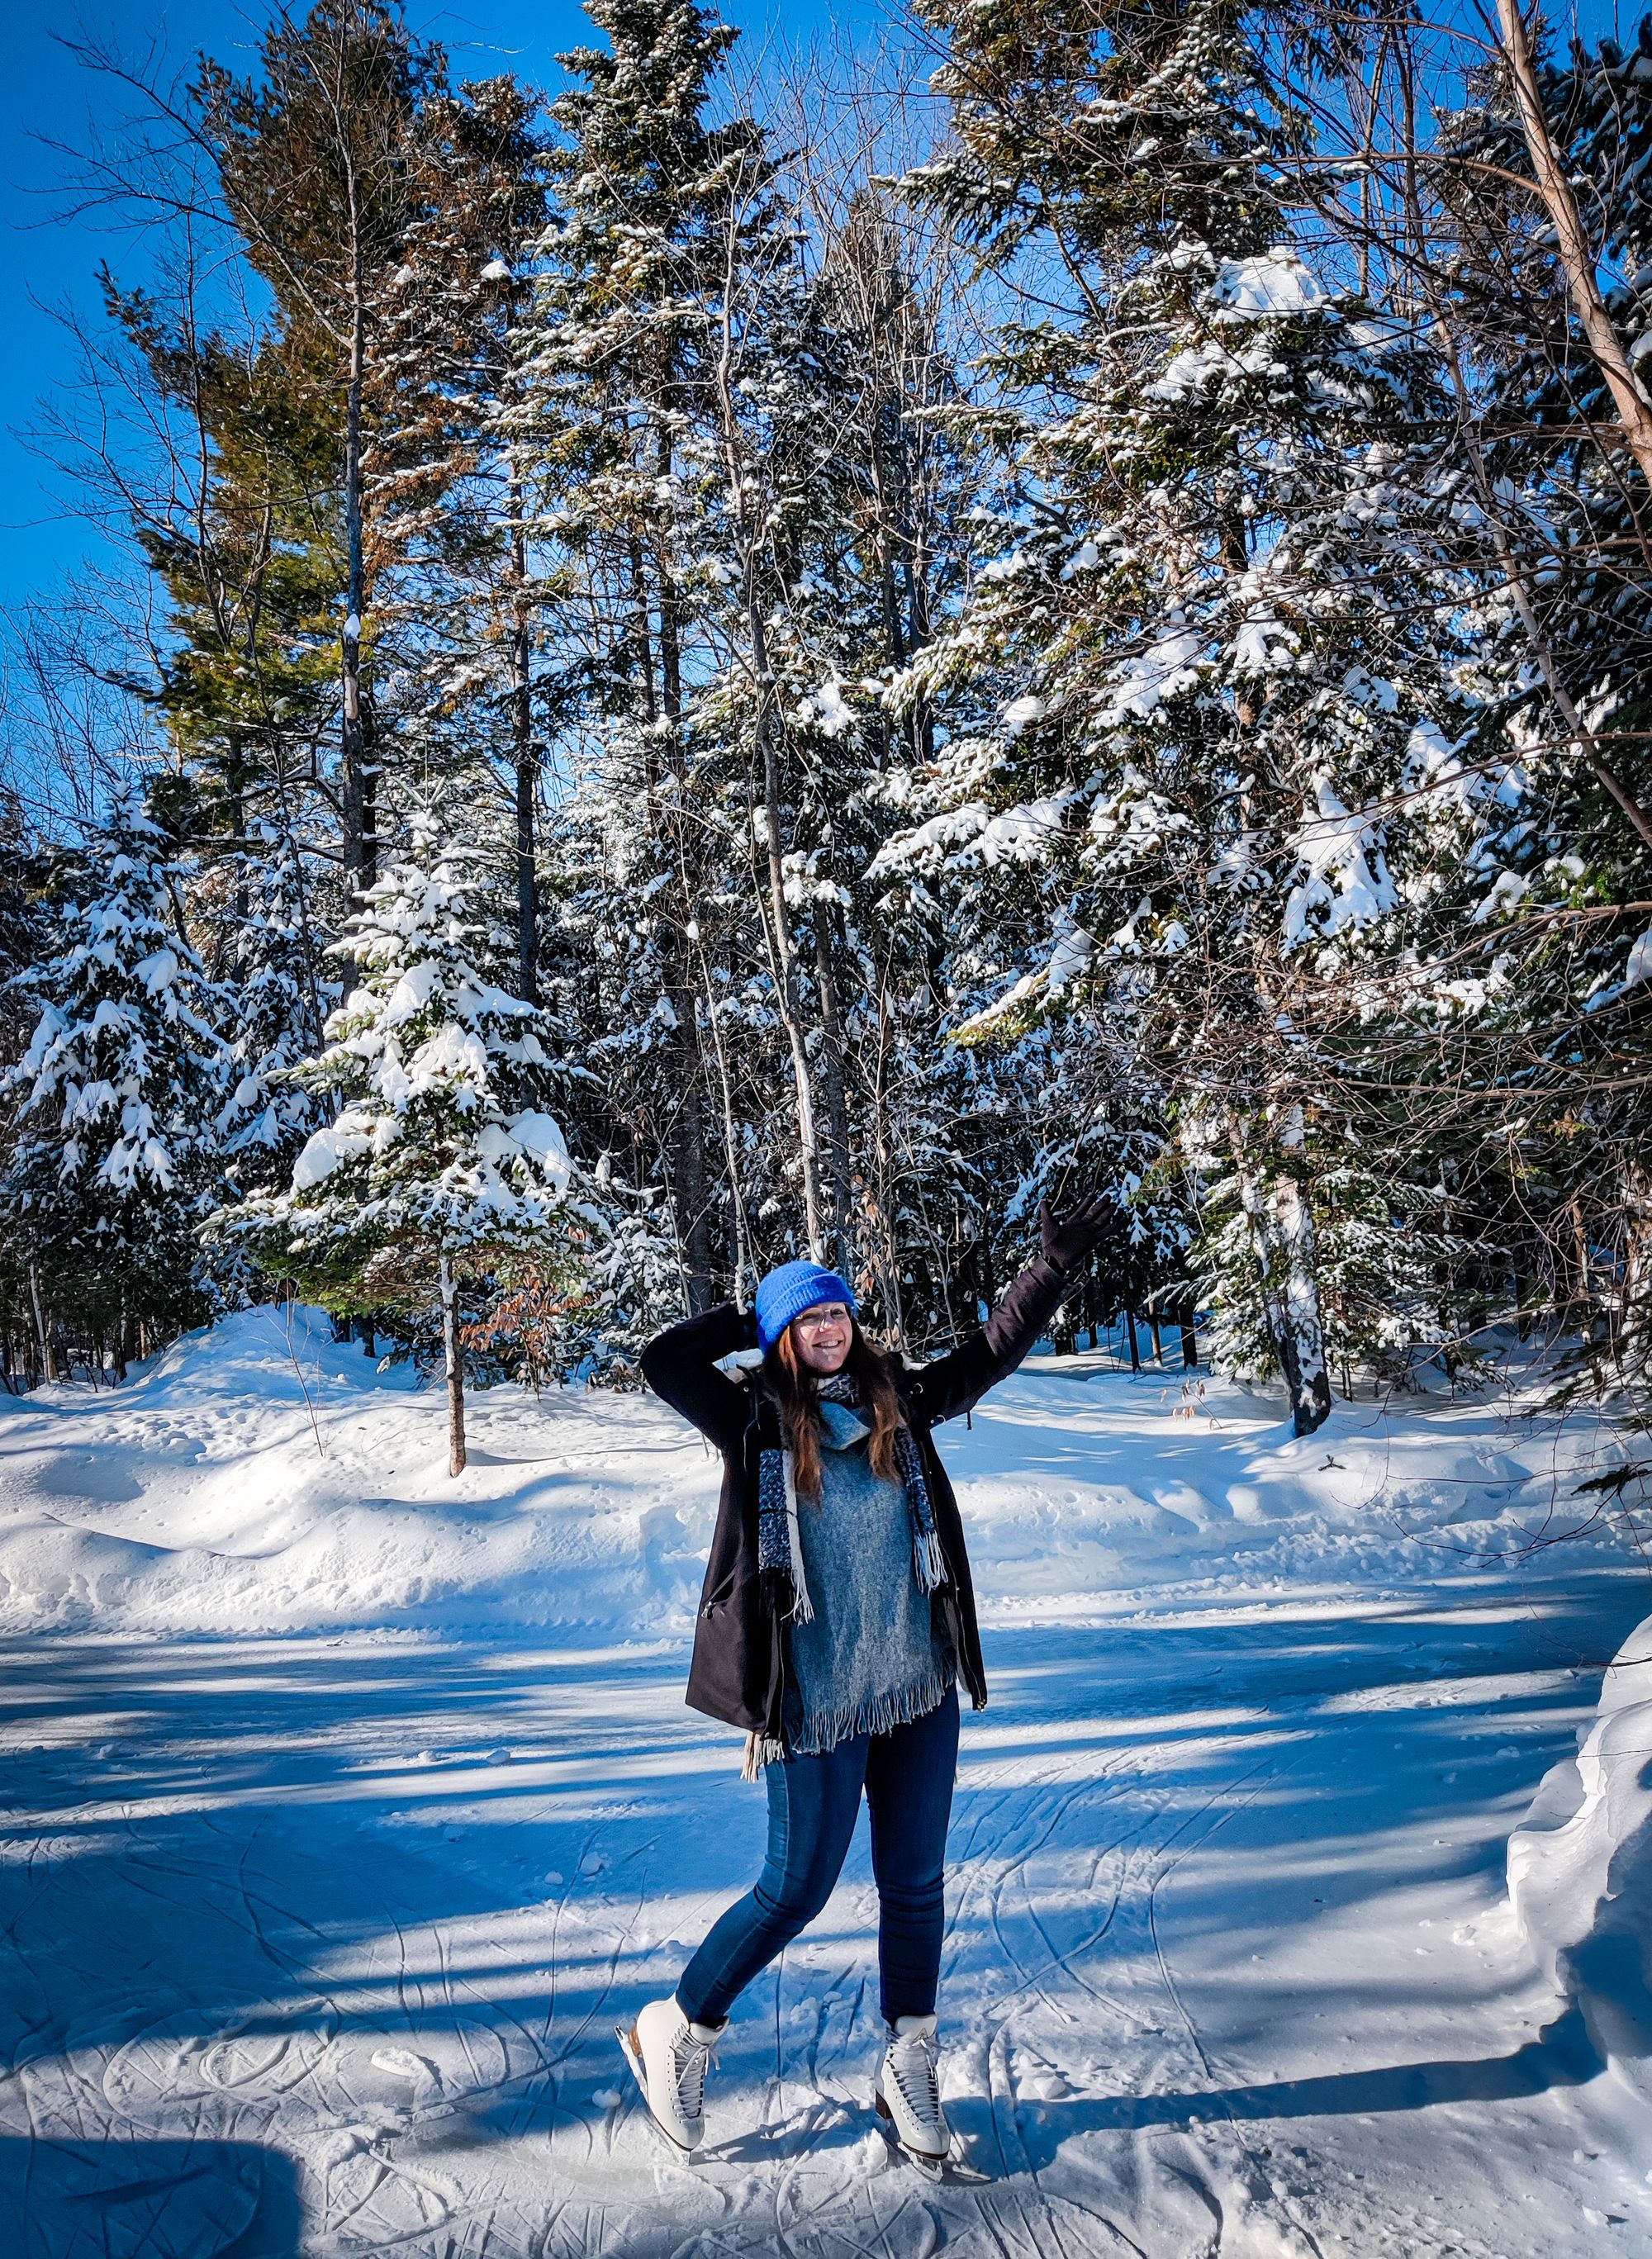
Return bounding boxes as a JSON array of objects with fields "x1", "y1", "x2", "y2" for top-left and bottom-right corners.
[{"x1": 757, "y1": 1374, "x2": 946, "y2": 1627}]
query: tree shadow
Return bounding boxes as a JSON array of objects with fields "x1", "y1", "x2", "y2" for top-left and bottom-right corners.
[
  {"x1": 2, "y1": 2136, "x2": 301, "y2": 2259},
  {"x1": 1003, "y1": 2005, "x2": 1602, "y2": 2171}
]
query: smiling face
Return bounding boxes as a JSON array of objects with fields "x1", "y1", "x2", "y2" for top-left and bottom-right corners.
[{"x1": 788, "y1": 1301, "x2": 853, "y2": 1375}]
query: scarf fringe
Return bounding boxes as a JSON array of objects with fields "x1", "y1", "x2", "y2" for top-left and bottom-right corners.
[
  {"x1": 783, "y1": 1450, "x2": 814, "y2": 1623},
  {"x1": 914, "y1": 1526, "x2": 947, "y2": 1594},
  {"x1": 742, "y1": 1730, "x2": 786, "y2": 1781},
  {"x1": 786, "y1": 1664, "x2": 954, "y2": 1759}
]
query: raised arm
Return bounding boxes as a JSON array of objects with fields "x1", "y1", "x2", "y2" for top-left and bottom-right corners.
[
  {"x1": 902, "y1": 1195, "x2": 1118, "y2": 1429},
  {"x1": 640, "y1": 1301, "x2": 760, "y2": 1453}
]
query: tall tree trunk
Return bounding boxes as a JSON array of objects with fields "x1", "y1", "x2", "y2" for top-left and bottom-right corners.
[
  {"x1": 26, "y1": 1265, "x2": 44, "y2": 1382},
  {"x1": 506, "y1": 280, "x2": 538, "y2": 1000},
  {"x1": 1228, "y1": 1115, "x2": 1332, "y2": 1436},
  {"x1": 813, "y1": 902, "x2": 855, "y2": 1273},
  {"x1": 669, "y1": 1003, "x2": 715, "y2": 1310},
  {"x1": 1569, "y1": 1193, "x2": 1610, "y2": 1393},
  {"x1": 28, "y1": 1265, "x2": 58, "y2": 1385},
  {"x1": 1621, "y1": 1162, "x2": 1652, "y2": 1388},
  {"x1": 635, "y1": 467, "x2": 715, "y2": 1310},
  {"x1": 1494, "y1": 0, "x2": 1652, "y2": 491},
  {"x1": 512, "y1": 589, "x2": 537, "y2": 1002},
  {"x1": 866, "y1": 958, "x2": 908, "y2": 1347},
  {"x1": 1269, "y1": 1172, "x2": 1332, "y2": 1431},
  {"x1": 439, "y1": 1252, "x2": 466, "y2": 1477},
  {"x1": 341, "y1": 219, "x2": 373, "y2": 891},
  {"x1": 710, "y1": 289, "x2": 825, "y2": 1259},
  {"x1": 697, "y1": 939, "x2": 754, "y2": 1305},
  {"x1": 753, "y1": 697, "x2": 826, "y2": 1259}
]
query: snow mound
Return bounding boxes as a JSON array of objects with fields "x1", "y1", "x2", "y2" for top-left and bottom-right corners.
[
  {"x1": 0, "y1": 1306, "x2": 714, "y2": 1637},
  {"x1": 1508, "y1": 1606, "x2": 1652, "y2": 2100},
  {"x1": 0, "y1": 1313, "x2": 1634, "y2": 1645}
]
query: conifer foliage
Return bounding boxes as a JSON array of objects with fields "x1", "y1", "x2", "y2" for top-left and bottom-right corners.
[
  {"x1": 0, "y1": 796, "x2": 226, "y2": 1378},
  {"x1": 218, "y1": 824, "x2": 581, "y2": 1471},
  {"x1": 3, "y1": 0, "x2": 1650, "y2": 1449}
]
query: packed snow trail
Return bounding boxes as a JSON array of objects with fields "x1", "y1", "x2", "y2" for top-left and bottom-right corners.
[{"x1": 0, "y1": 1313, "x2": 1647, "y2": 2255}]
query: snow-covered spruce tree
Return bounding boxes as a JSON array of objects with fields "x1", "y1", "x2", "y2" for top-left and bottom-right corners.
[
  {"x1": 515, "y1": 0, "x2": 766, "y2": 1307},
  {"x1": 525, "y1": 2, "x2": 936, "y2": 1311},
  {"x1": 213, "y1": 828, "x2": 335, "y2": 1196},
  {"x1": 215, "y1": 824, "x2": 584, "y2": 1474},
  {"x1": 0, "y1": 794, "x2": 227, "y2": 1379},
  {"x1": 371, "y1": 70, "x2": 555, "y2": 999},
  {"x1": 188, "y1": 7, "x2": 553, "y2": 894},
  {"x1": 787, "y1": 196, "x2": 991, "y2": 1318},
  {"x1": 884, "y1": 0, "x2": 1481, "y2": 1426}
]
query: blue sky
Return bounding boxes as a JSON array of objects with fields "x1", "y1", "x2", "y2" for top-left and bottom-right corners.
[
  {"x1": 0, "y1": 0, "x2": 904, "y2": 615},
  {"x1": 0, "y1": 0, "x2": 1638, "y2": 619}
]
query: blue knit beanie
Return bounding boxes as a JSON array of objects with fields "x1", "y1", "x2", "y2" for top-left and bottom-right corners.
[{"x1": 754, "y1": 1260, "x2": 857, "y2": 1352}]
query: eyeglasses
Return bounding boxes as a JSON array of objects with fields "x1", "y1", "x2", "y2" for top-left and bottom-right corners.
[{"x1": 794, "y1": 1306, "x2": 851, "y2": 1331}]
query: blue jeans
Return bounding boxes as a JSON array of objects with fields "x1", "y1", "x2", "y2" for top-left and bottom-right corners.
[{"x1": 676, "y1": 1687, "x2": 960, "y2": 2027}]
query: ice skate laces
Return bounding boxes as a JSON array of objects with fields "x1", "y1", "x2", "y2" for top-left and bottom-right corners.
[
  {"x1": 671, "y1": 2024, "x2": 716, "y2": 2120},
  {"x1": 889, "y1": 2025, "x2": 940, "y2": 2128}
]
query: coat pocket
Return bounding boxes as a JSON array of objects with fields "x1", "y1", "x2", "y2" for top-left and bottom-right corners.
[{"x1": 700, "y1": 1564, "x2": 738, "y2": 1616}]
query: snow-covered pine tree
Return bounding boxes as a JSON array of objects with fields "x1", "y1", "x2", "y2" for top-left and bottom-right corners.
[
  {"x1": 214, "y1": 828, "x2": 335, "y2": 1194},
  {"x1": 99, "y1": 279, "x2": 342, "y2": 924},
  {"x1": 518, "y1": 0, "x2": 751, "y2": 1307},
  {"x1": 195, "y1": 4, "x2": 555, "y2": 896},
  {"x1": 710, "y1": 184, "x2": 1002, "y2": 1312},
  {"x1": 522, "y1": 0, "x2": 904, "y2": 1303},
  {"x1": 0, "y1": 793, "x2": 227, "y2": 1379},
  {"x1": 887, "y1": 0, "x2": 1479, "y2": 1427},
  {"x1": 364, "y1": 68, "x2": 554, "y2": 999},
  {"x1": 216, "y1": 821, "x2": 582, "y2": 1473}
]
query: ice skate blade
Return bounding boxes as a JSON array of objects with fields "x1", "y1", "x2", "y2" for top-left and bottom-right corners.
[
  {"x1": 873, "y1": 2088, "x2": 986, "y2": 2181},
  {"x1": 615, "y1": 2022, "x2": 704, "y2": 2162}
]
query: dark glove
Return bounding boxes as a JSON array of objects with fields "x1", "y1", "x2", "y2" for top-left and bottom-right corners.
[{"x1": 1039, "y1": 1193, "x2": 1118, "y2": 1274}]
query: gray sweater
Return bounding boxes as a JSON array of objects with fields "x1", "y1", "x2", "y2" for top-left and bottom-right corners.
[{"x1": 783, "y1": 1398, "x2": 953, "y2": 1755}]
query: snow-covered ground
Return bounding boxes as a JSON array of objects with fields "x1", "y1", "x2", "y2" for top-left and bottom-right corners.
[{"x1": 1, "y1": 1307, "x2": 1648, "y2": 2256}]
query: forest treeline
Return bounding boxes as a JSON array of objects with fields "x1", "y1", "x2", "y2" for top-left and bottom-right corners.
[{"x1": 0, "y1": 0, "x2": 1648, "y2": 1446}]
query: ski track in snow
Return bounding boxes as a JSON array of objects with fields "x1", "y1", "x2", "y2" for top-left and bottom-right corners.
[{"x1": 0, "y1": 1313, "x2": 1647, "y2": 2254}]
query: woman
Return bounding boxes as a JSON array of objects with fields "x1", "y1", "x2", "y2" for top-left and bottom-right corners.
[{"x1": 624, "y1": 1196, "x2": 1110, "y2": 2169}]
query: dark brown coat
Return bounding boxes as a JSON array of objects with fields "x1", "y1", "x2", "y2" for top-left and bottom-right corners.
[{"x1": 639, "y1": 1257, "x2": 1075, "y2": 1735}]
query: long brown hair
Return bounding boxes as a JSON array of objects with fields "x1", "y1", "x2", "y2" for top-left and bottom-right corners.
[{"x1": 766, "y1": 1318, "x2": 904, "y2": 1501}]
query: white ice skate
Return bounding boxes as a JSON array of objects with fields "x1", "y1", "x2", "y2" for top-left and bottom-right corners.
[
  {"x1": 874, "y1": 2014, "x2": 952, "y2": 2175},
  {"x1": 617, "y1": 1997, "x2": 724, "y2": 2154}
]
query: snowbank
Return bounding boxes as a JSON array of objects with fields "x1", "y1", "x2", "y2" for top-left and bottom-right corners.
[
  {"x1": 1508, "y1": 1605, "x2": 1652, "y2": 2100},
  {"x1": 0, "y1": 1307, "x2": 1633, "y2": 1641},
  {"x1": 0, "y1": 1307, "x2": 731, "y2": 1637}
]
